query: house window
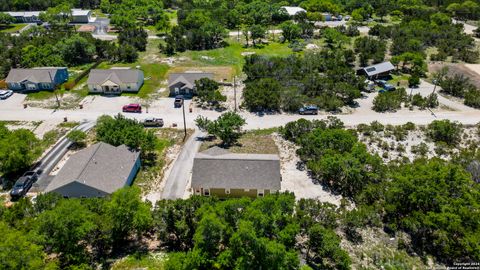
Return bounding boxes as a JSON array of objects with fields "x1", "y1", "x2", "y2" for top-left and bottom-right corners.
[
  {"x1": 225, "y1": 188, "x2": 230, "y2": 195},
  {"x1": 244, "y1": 189, "x2": 250, "y2": 192},
  {"x1": 175, "y1": 87, "x2": 180, "y2": 94},
  {"x1": 203, "y1": 188, "x2": 210, "y2": 196},
  {"x1": 127, "y1": 85, "x2": 131, "y2": 90},
  {"x1": 195, "y1": 189, "x2": 201, "y2": 195},
  {"x1": 257, "y1": 189, "x2": 264, "y2": 197}
]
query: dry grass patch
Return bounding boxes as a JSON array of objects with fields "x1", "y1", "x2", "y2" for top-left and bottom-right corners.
[
  {"x1": 199, "y1": 129, "x2": 279, "y2": 154},
  {"x1": 167, "y1": 66, "x2": 234, "y2": 81}
]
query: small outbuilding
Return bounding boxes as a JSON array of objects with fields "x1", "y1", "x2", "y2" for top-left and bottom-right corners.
[
  {"x1": 71, "y1": 9, "x2": 93, "y2": 23},
  {"x1": 87, "y1": 68, "x2": 144, "y2": 94},
  {"x1": 281, "y1": 6, "x2": 307, "y2": 17},
  {"x1": 357, "y1": 61, "x2": 395, "y2": 80},
  {"x1": 6, "y1": 11, "x2": 42, "y2": 23},
  {"x1": 45, "y1": 142, "x2": 141, "y2": 198},
  {"x1": 168, "y1": 72, "x2": 214, "y2": 96},
  {"x1": 5, "y1": 67, "x2": 69, "y2": 91},
  {"x1": 191, "y1": 147, "x2": 281, "y2": 198}
]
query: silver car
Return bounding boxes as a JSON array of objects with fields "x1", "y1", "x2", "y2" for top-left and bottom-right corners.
[{"x1": 0, "y1": 90, "x2": 13, "y2": 100}]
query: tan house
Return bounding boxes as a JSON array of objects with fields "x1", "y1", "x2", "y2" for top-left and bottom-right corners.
[
  {"x1": 191, "y1": 147, "x2": 281, "y2": 198},
  {"x1": 87, "y1": 68, "x2": 144, "y2": 94}
]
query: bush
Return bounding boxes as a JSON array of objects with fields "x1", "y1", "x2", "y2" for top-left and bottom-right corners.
[
  {"x1": 66, "y1": 130, "x2": 87, "y2": 147},
  {"x1": 464, "y1": 88, "x2": 480, "y2": 108},
  {"x1": 408, "y1": 75, "x2": 420, "y2": 87},
  {"x1": 372, "y1": 88, "x2": 407, "y2": 112},
  {"x1": 427, "y1": 120, "x2": 463, "y2": 146}
]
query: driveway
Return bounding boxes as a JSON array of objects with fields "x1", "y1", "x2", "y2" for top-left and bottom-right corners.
[{"x1": 160, "y1": 130, "x2": 205, "y2": 199}]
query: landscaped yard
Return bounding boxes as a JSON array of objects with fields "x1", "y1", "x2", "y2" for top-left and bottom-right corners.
[
  {"x1": 199, "y1": 128, "x2": 279, "y2": 154},
  {"x1": 0, "y1": 23, "x2": 27, "y2": 33}
]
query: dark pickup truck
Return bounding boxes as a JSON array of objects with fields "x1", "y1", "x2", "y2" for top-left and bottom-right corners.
[
  {"x1": 174, "y1": 96, "x2": 184, "y2": 108},
  {"x1": 10, "y1": 171, "x2": 38, "y2": 200}
]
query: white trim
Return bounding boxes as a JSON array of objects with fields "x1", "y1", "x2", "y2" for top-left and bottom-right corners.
[
  {"x1": 257, "y1": 189, "x2": 264, "y2": 197},
  {"x1": 203, "y1": 188, "x2": 210, "y2": 196},
  {"x1": 225, "y1": 188, "x2": 230, "y2": 194}
]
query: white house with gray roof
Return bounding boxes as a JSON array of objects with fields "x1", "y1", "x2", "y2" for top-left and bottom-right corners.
[
  {"x1": 191, "y1": 147, "x2": 281, "y2": 198},
  {"x1": 87, "y1": 68, "x2": 144, "y2": 94},
  {"x1": 168, "y1": 72, "x2": 214, "y2": 96},
  {"x1": 45, "y1": 142, "x2": 141, "y2": 198}
]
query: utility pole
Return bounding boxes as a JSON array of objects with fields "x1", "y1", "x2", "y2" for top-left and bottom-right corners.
[
  {"x1": 48, "y1": 71, "x2": 60, "y2": 108},
  {"x1": 182, "y1": 99, "x2": 187, "y2": 140},
  {"x1": 233, "y1": 76, "x2": 237, "y2": 112},
  {"x1": 432, "y1": 79, "x2": 438, "y2": 95}
]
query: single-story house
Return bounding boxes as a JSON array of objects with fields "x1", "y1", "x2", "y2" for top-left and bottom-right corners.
[
  {"x1": 5, "y1": 67, "x2": 68, "y2": 91},
  {"x1": 357, "y1": 61, "x2": 395, "y2": 80},
  {"x1": 6, "y1": 11, "x2": 42, "y2": 23},
  {"x1": 191, "y1": 147, "x2": 281, "y2": 198},
  {"x1": 6, "y1": 9, "x2": 92, "y2": 24},
  {"x1": 71, "y1": 9, "x2": 93, "y2": 23},
  {"x1": 281, "y1": 6, "x2": 307, "y2": 17},
  {"x1": 45, "y1": 142, "x2": 141, "y2": 198},
  {"x1": 168, "y1": 72, "x2": 214, "y2": 96},
  {"x1": 87, "y1": 68, "x2": 144, "y2": 94}
]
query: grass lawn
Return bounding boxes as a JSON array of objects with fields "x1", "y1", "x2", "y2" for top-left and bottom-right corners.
[
  {"x1": 25, "y1": 91, "x2": 58, "y2": 101},
  {"x1": 0, "y1": 23, "x2": 27, "y2": 33},
  {"x1": 111, "y1": 252, "x2": 166, "y2": 270},
  {"x1": 199, "y1": 128, "x2": 279, "y2": 154},
  {"x1": 178, "y1": 41, "x2": 294, "y2": 74},
  {"x1": 388, "y1": 74, "x2": 410, "y2": 88}
]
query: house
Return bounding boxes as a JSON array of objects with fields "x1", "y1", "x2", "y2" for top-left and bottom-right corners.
[
  {"x1": 45, "y1": 142, "x2": 141, "y2": 198},
  {"x1": 6, "y1": 11, "x2": 42, "y2": 23},
  {"x1": 71, "y1": 9, "x2": 93, "y2": 23},
  {"x1": 87, "y1": 68, "x2": 144, "y2": 94},
  {"x1": 191, "y1": 147, "x2": 281, "y2": 198},
  {"x1": 5, "y1": 9, "x2": 93, "y2": 24},
  {"x1": 357, "y1": 61, "x2": 395, "y2": 80},
  {"x1": 281, "y1": 6, "x2": 307, "y2": 17},
  {"x1": 168, "y1": 72, "x2": 214, "y2": 96},
  {"x1": 5, "y1": 67, "x2": 68, "y2": 91}
]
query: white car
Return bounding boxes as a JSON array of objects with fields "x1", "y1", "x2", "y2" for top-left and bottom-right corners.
[{"x1": 0, "y1": 90, "x2": 13, "y2": 100}]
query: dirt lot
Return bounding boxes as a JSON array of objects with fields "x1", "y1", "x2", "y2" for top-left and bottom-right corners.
[
  {"x1": 199, "y1": 129, "x2": 279, "y2": 154},
  {"x1": 429, "y1": 63, "x2": 480, "y2": 88},
  {"x1": 167, "y1": 66, "x2": 234, "y2": 81}
]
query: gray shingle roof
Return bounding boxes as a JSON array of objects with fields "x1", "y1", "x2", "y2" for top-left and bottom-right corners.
[
  {"x1": 168, "y1": 72, "x2": 214, "y2": 88},
  {"x1": 362, "y1": 61, "x2": 395, "y2": 77},
  {"x1": 192, "y1": 147, "x2": 281, "y2": 190},
  {"x1": 87, "y1": 69, "x2": 143, "y2": 85},
  {"x1": 5, "y1": 68, "x2": 65, "y2": 83},
  {"x1": 45, "y1": 142, "x2": 140, "y2": 194}
]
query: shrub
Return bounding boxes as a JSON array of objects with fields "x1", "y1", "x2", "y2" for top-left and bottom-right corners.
[
  {"x1": 372, "y1": 88, "x2": 407, "y2": 112},
  {"x1": 464, "y1": 89, "x2": 480, "y2": 108},
  {"x1": 427, "y1": 120, "x2": 463, "y2": 146}
]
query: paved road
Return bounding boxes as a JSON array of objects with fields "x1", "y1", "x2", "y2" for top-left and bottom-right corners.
[
  {"x1": 161, "y1": 130, "x2": 204, "y2": 199},
  {"x1": 31, "y1": 121, "x2": 96, "y2": 192}
]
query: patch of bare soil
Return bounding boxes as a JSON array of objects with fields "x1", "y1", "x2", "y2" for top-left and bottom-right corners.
[{"x1": 429, "y1": 63, "x2": 480, "y2": 88}]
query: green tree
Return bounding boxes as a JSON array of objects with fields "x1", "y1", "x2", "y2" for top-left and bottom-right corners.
[
  {"x1": 58, "y1": 35, "x2": 96, "y2": 66},
  {"x1": 195, "y1": 111, "x2": 246, "y2": 146},
  {"x1": 280, "y1": 21, "x2": 301, "y2": 42},
  {"x1": 66, "y1": 130, "x2": 87, "y2": 148},
  {"x1": 0, "y1": 222, "x2": 57, "y2": 270},
  {"x1": 0, "y1": 127, "x2": 41, "y2": 175},
  {"x1": 195, "y1": 77, "x2": 226, "y2": 105},
  {"x1": 249, "y1": 24, "x2": 266, "y2": 47},
  {"x1": 0, "y1": 13, "x2": 14, "y2": 25},
  {"x1": 243, "y1": 78, "x2": 282, "y2": 111},
  {"x1": 106, "y1": 187, "x2": 153, "y2": 243},
  {"x1": 427, "y1": 120, "x2": 463, "y2": 145},
  {"x1": 35, "y1": 199, "x2": 96, "y2": 265}
]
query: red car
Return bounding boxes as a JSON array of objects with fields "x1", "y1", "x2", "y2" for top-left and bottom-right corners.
[{"x1": 122, "y1": 103, "x2": 142, "y2": 113}]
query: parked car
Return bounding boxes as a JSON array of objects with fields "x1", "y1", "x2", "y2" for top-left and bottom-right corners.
[
  {"x1": 143, "y1": 118, "x2": 164, "y2": 127},
  {"x1": 0, "y1": 90, "x2": 13, "y2": 100},
  {"x1": 10, "y1": 171, "x2": 38, "y2": 199},
  {"x1": 344, "y1": 15, "x2": 351, "y2": 21},
  {"x1": 122, "y1": 103, "x2": 142, "y2": 113},
  {"x1": 299, "y1": 106, "x2": 319, "y2": 115},
  {"x1": 383, "y1": 84, "x2": 396, "y2": 91},
  {"x1": 375, "y1": 80, "x2": 387, "y2": 87},
  {"x1": 174, "y1": 95, "x2": 184, "y2": 108}
]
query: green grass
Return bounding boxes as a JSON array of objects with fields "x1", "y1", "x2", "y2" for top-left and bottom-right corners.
[
  {"x1": 0, "y1": 23, "x2": 27, "y2": 33},
  {"x1": 112, "y1": 252, "x2": 166, "y2": 270},
  {"x1": 96, "y1": 62, "x2": 169, "y2": 99},
  {"x1": 179, "y1": 41, "x2": 294, "y2": 74},
  {"x1": 92, "y1": 9, "x2": 108, "y2": 18},
  {"x1": 25, "y1": 91, "x2": 57, "y2": 101}
]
